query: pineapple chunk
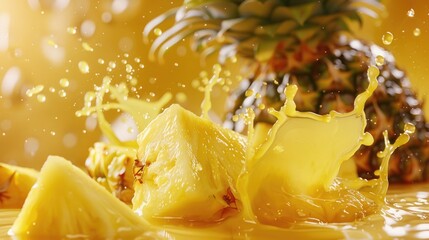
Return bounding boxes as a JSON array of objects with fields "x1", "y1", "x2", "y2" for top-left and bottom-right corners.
[
  {"x1": 133, "y1": 104, "x2": 246, "y2": 222},
  {"x1": 0, "y1": 163, "x2": 38, "y2": 209},
  {"x1": 86, "y1": 142, "x2": 136, "y2": 204},
  {"x1": 10, "y1": 156, "x2": 146, "y2": 239}
]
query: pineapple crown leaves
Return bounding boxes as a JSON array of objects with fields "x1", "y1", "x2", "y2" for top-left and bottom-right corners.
[{"x1": 144, "y1": 0, "x2": 383, "y2": 63}]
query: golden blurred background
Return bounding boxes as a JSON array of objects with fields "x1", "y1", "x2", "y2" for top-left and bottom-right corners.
[{"x1": 0, "y1": 0, "x2": 428, "y2": 169}]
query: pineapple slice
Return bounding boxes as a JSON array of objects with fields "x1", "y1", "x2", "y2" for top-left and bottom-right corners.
[
  {"x1": 0, "y1": 163, "x2": 38, "y2": 209},
  {"x1": 10, "y1": 156, "x2": 146, "y2": 239},
  {"x1": 133, "y1": 104, "x2": 246, "y2": 222}
]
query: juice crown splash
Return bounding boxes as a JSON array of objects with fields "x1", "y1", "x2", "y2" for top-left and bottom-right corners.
[{"x1": 235, "y1": 66, "x2": 414, "y2": 226}]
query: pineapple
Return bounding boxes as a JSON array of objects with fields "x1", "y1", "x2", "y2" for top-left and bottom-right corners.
[
  {"x1": 133, "y1": 104, "x2": 246, "y2": 222},
  {"x1": 85, "y1": 142, "x2": 136, "y2": 205},
  {"x1": 0, "y1": 163, "x2": 38, "y2": 209},
  {"x1": 10, "y1": 156, "x2": 146, "y2": 239},
  {"x1": 144, "y1": 0, "x2": 429, "y2": 183}
]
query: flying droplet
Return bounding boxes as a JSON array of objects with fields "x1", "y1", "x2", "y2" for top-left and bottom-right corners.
[
  {"x1": 78, "y1": 61, "x2": 90, "y2": 74},
  {"x1": 1, "y1": 66, "x2": 22, "y2": 98},
  {"x1": 26, "y1": 85, "x2": 44, "y2": 97},
  {"x1": 67, "y1": 26, "x2": 77, "y2": 35},
  {"x1": 413, "y1": 28, "x2": 421, "y2": 37},
  {"x1": 59, "y1": 78, "x2": 69, "y2": 87},
  {"x1": 407, "y1": 8, "x2": 415, "y2": 18},
  {"x1": 58, "y1": 89, "x2": 67, "y2": 98},
  {"x1": 125, "y1": 64, "x2": 133, "y2": 73},
  {"x1": 404, "y1": 122, "x2": 416, "y2": 134},
  {"x1": 37, "y1": 94, "x2": 46, "y2": 102},
  {"x1": 382, "y1": 32, "x2": 394, "y2": 45},
  {"x1": 154, "y1": 28, "x2": 162, "y2": 36},
  {"x1": 80, "y1": 20, "x2": 96, "y2": 38},
  {"x1": 82, "y1": 42, "x2": 94, "y2": 52},
  {"x1": 375, "y1": 55, "x2": 385, "y2": 66},
  {"x1": 108, "y1": 61, "x2": 116, "y2": 69},
  {"x1": 101, "y1": 12, "x2": 112, "y2": 23},
  {"x1": 245, "y1": 89, "x2": 254, "y2": 97},
  {"x1": 175, "y1": 92, "x2": 187, "y2": 103},
  {"x1": 63, "y1": 132, "x2": 77, "y2": 148}
]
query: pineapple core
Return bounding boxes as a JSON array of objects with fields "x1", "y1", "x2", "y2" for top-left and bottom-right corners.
[{"x1": 133, "y1": 104, "x2": 246, "y2": 222}]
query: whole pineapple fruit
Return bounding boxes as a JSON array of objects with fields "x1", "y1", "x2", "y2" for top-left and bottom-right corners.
[{"x1": 145, "y1": 0, "x2": 429, "y2": 183}]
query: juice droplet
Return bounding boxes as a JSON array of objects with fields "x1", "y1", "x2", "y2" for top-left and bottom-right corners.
[
  {"x1": 154, "y1": 28, "x2": 163, "y2": 36},
  {"x1": 47, "y1": 39, "x2": 58, "y2": 48},
  {"x1": 175, "y1": 92, "x2": 187, "y2": 103},
  {"x1": 404, "y1": 122, "x2": 416, "y2": 134},
  {"x1": 125, "y1": 64, "x2": 133, "y2": 73},
  {"x1": 67, "y1": 26, "x2": 77, "y2": 35},
  {"x1": 78, "y1": 61, "x2": 90, "y2": 74},
  {"x1": 82, "y1": 42, "x2": 94, "y2": 52},
  {"x1": 413, "y1": 28, "x2": 421, "y2": 37},
  {"x1": 98, "y1": 58, "x2": 105, "y2": 64},
  {"x1": 37, "y1": 94, "x2": 46, "y2": 103},
  {"x1": 59, "y1": 78, "x2": 69, "y2": 88},
  {"x1": 382, "y1": 32, "x2": 394, "y2": 45},
  {"x1": 49, "y1": 87, "x2": 56, "y2": 93},
  {"x1": 245, "y1": 89, "x2": 254, "y2": 97},
  {"x1": 108, "y1": 61, "x2": 116, "y2": 69},
  {"x1": 130, "y1": 78, "x2": 138, "y2": 86},
  {"x1": 407, "y1": 8, "x2": 415, "y2": 17},
  {"x1": 58, "y1": 90, "x2": 67, "y2": 98},
  {"x1": 26, "y1": 85, "x2": 44, "y2": 97},
  {"x1": 375, "y1": 55, "x2": 385, "y2": 66}
]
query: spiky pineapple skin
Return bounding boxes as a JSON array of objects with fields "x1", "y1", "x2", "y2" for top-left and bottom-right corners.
[
  {"x1": 224, "y1": 36, "x2": 429, "y2": 183},
  {"x1": 144, "y1": 0, "x2": 429, "y2": 183}
]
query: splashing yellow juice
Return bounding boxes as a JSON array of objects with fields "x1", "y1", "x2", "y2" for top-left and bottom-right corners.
[{"x1": 2, "y1": 65, "x2": 423, "y2": 240}]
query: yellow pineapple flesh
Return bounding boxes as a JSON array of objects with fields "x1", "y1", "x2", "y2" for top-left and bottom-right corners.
[
  {"x1": 133, "y1": 104, "x2": 246, "y2": 222},
  {"x1": 0, "y1": 163, "x2": 39, "y2": 209},
  {"x1": 10, "y1": 156, "x2": 146, "y2": 239}
]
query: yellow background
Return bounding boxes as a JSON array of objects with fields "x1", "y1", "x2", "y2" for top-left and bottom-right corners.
[{"x1": 0, "y1": 0, "x2": 428, "y2": 169}]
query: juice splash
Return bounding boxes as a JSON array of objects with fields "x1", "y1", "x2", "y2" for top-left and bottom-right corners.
[
  {"x1": 75, "y1": 76, "x2": 172, "y2": 147},
  {"x1": 3, "y1": 63, "x2": 420, "y2": 239},
  {"x1": 236, "y1": 66, "x2": 414, "y2": 226}
]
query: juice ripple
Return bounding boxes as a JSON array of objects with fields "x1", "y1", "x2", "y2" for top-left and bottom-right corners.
[{"x1": 1, "y1": 185, "x2": 429, "y2": 239}]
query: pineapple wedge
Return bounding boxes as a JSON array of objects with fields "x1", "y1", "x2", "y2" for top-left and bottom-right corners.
[
  {"x1": 133, "y1": 104, "x2": 246, "y2": 222},
  {"x1": 10, "y1": 156, "x2": 146, "y2": 239},
  {"x1": 0, "y1": 163, "x2": 38, "y2": 209}
]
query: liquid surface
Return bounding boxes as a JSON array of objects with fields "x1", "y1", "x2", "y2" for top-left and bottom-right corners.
[{"x1": 1, "y1": 184, "x2": 429, "y2": 239}]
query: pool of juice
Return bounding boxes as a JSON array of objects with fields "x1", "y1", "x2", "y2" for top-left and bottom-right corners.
[{"x1": 1, "y1": 183, "x2": 428, "y2": 240}]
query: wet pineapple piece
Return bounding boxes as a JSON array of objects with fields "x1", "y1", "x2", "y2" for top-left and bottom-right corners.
[
  {"x1": 133, "y1": 104, "x2": 246, "y2": 222},
  {"x1": 0, "y1": 163, "x2": 38, "y2": 209},
  {"x1": 10, "y1": 156, "x2": 146, "y2": 239},
  {"x1": 86, "y1": 142, "x2": 136, "y2": 204}
]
